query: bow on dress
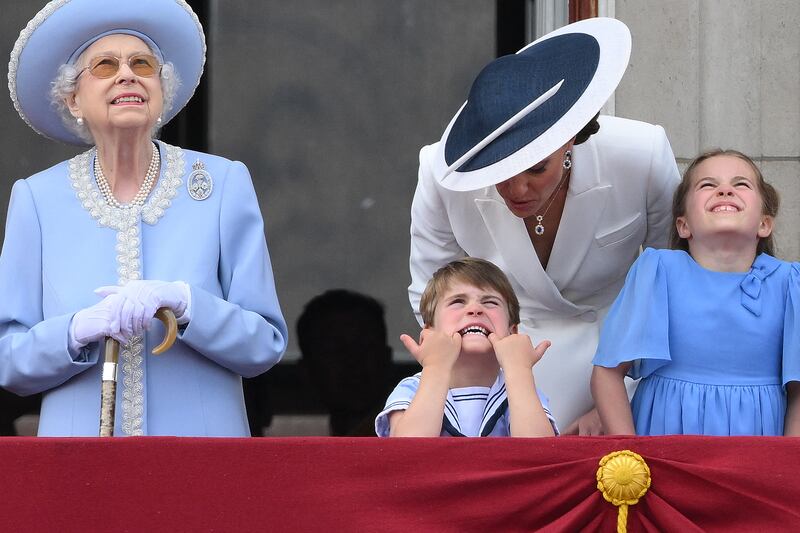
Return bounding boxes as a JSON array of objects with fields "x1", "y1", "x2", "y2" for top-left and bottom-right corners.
[{"x1": 740, "y1": 255, "x2": 782, "y2": 316}]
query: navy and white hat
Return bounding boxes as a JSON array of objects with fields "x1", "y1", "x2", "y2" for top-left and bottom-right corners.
[
  {"x1": 8, "y1": 0, "x2": 206, "y2": 145},
  {"x1": 433, "y1": 17, "x2": 631, "y2": 192}
]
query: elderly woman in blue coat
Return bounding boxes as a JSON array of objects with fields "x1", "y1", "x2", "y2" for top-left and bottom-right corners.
[{"x1": 1, "y1": 0, "x2": 288, "y2": 436}]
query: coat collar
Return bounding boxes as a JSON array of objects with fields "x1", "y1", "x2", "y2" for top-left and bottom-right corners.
[
  {"x1": 442, "y1": 373, "x2": 509, "y2": 437},
  {"x1": 472, "y1": 138, "x2": 609, "y2": 312}
]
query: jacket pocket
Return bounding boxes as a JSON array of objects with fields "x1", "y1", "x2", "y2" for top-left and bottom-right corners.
[{"x1": 594, "y1": 213, "x2": 643, "y2": 247}]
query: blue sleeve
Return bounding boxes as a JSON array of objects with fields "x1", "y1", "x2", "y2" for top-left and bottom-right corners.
[
  {"x1": 537, "y1": 389, "x2": 559, "y2": 436},
  {"x1": 0, "y1": 180, "x2": 98, "y2": 396},
  {"x1": 374, "y1": 374, "x2": 420, "y2": 437},
  {"x1": 783, "y1": 263, "x2": 800, "y2": 387},
  {"x1": 592, "y1": 248, "x2": 671, "y2": 379},
  {"x1": 177, "y1": 162, "x2": 288, "y2": 378}
]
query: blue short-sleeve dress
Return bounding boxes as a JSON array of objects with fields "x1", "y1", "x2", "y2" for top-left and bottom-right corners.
[{"x1": 593, "y1": 248, "x2": 800, "y2": 435}]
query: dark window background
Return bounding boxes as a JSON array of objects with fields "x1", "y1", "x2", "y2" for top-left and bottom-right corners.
[
  {"x1": 164, "y1": 0, "x2": 530, "y2": 150},
  {"x1": 160, "y1": 0, "x2": 209, "y2": 152},
  {"x1": 496, "y1": 0, "x2": 527, "y2": 56}
]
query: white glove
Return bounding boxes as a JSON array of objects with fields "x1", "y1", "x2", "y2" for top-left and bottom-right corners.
[
  {"x1": 94, "y1": 280, "x2": 192, "y2": 334},
  {"x1": 69, "y1": 293, "x2": 131, "y2": 352}
]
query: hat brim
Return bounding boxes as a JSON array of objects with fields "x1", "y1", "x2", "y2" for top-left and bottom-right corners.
[
  {"x1": 8, "y1": 0, "x2": 206, "y2": 146},
  {"x1": 433, "y1": 17, "x2": 631, "y2": 192}
]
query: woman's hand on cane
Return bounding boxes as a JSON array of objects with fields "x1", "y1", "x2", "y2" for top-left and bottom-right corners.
[
  {"x1": 95, "y1": 280, "x2": 191, "y2": 334},
  {"x1": 69, "y1": 293, "x2": 133, "y2": 351}
]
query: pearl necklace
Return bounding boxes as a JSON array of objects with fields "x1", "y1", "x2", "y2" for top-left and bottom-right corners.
[{"x1": 94, "y1": 142, "x2": 160, "y2": 209}]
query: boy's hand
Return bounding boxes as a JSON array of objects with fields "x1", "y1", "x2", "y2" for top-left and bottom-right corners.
[
  {"x1": 488, "y1": 332, "x2": 550, "y2": 371},
  {"x1": 400, "y1": 329, "x2": 461, "y2": 370}
]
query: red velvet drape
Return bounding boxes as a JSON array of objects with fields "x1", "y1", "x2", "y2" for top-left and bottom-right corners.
[{"x1": 2, "y1": 436, "x2": 799, "y2": 532}]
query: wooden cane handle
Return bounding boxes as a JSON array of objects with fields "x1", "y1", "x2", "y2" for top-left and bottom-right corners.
[
  {"x1": 101, "y1": 307, "x2": 177, "y2": 357},
  {"x1": 152, "y1": 307, "x2": 178, "y2": 355}
]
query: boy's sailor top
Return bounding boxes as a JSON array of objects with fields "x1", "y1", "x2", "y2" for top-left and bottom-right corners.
[{"x1": 375, "y1": 371, "x2": 559, "y2": 437}]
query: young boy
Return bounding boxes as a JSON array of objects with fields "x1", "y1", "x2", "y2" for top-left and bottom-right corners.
[{"x1": 375, "y1": 258, "x2": 557, "y2": 437}]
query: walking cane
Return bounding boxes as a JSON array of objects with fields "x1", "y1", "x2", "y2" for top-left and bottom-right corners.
[{"x1": 99, "y1": 308, "x2": 178, "y2": 437}]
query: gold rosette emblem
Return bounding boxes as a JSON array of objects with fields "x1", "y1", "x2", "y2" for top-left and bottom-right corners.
[{"x1": 596, "y1": 450, "x2": 651, "y2": 533}]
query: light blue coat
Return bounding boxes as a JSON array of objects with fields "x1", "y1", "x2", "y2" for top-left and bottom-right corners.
[{"x1": 0, "y1": 141, "x2": 288, "y2": 436}]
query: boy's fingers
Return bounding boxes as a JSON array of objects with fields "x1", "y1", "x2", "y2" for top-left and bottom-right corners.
[
  {"x1": 534, "y1": 340, "x2": 551, "y2": 355},
  {"x1": 449, "y1": 332, "x2": 463, "y2": 350},
  {"x1": 400, "y1": 333, "x2": 421, "y2": 356}
]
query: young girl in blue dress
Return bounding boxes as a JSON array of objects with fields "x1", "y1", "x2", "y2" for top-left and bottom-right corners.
[{"x1": 591, "y1": 149, "x2": 800, "y2": 436}]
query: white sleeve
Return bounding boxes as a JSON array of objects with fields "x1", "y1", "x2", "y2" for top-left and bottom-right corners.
[
  {"x1": 408, "y1": 145, "x2": 467, "y2": 325},
  {"x1": 642, "y1": 125, "x2": 680, "y2": 250}
]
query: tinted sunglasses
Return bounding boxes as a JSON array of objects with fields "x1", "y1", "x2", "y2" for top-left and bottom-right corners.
[{"x1": 78, "y1": 53, "x2": 162, "y2": 79}]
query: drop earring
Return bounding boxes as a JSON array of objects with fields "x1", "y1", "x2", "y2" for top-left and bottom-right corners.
[{"x1": 563, "y1": 150, "x2": 572, "y2": 170}]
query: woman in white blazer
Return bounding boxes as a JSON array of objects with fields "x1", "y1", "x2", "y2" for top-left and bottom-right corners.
[{"x1": 408, "y1": 19, "x2": 680, "y2": 433}]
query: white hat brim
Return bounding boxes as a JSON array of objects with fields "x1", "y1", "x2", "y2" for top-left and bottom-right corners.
[{"x1": 432, "y1": 17, "x2": 631, "y2": 192}]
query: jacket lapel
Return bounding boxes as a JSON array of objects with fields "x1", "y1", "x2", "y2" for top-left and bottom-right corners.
[
  {"x1": 475, "y1": 182, "x2": 604, "y2": 316},
  {"x1": 547, "y1": 139, "x2": 610, "y2": 289},
  {"x1": 475, "y1": 194, "x2": 568, "y2": 307}
]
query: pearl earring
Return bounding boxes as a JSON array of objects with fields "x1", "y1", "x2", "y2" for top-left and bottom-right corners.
[
  {"x1": 156, "y1": 116, "x2": 162, "y2": 126},
  {"x1": 76, "y1": 117, "x2": 84, "y2": 126}
]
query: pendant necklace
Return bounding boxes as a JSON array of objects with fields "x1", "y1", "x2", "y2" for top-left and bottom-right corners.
[{"x1": 533, "y1": 168, "x2": 570, "y2": 236}]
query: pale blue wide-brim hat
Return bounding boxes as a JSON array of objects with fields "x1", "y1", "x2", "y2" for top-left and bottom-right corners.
[
  {"x1": 8, "y1": 0, "x2": 206, "y2": 146},
  {"x1": 432, "y1": 17, "x2": 631, "y2": 192}
]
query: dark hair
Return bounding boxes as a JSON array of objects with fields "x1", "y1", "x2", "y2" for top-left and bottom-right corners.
[
  {"x1": 574, "y1": 113, "x2": 600, "y2": 145},
  {"x1": 419, "y1": 257, "x2": 520, "y2": 327},
  {"x1": 669, "y1": 149, "x2": 780, "y2": 256}
]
